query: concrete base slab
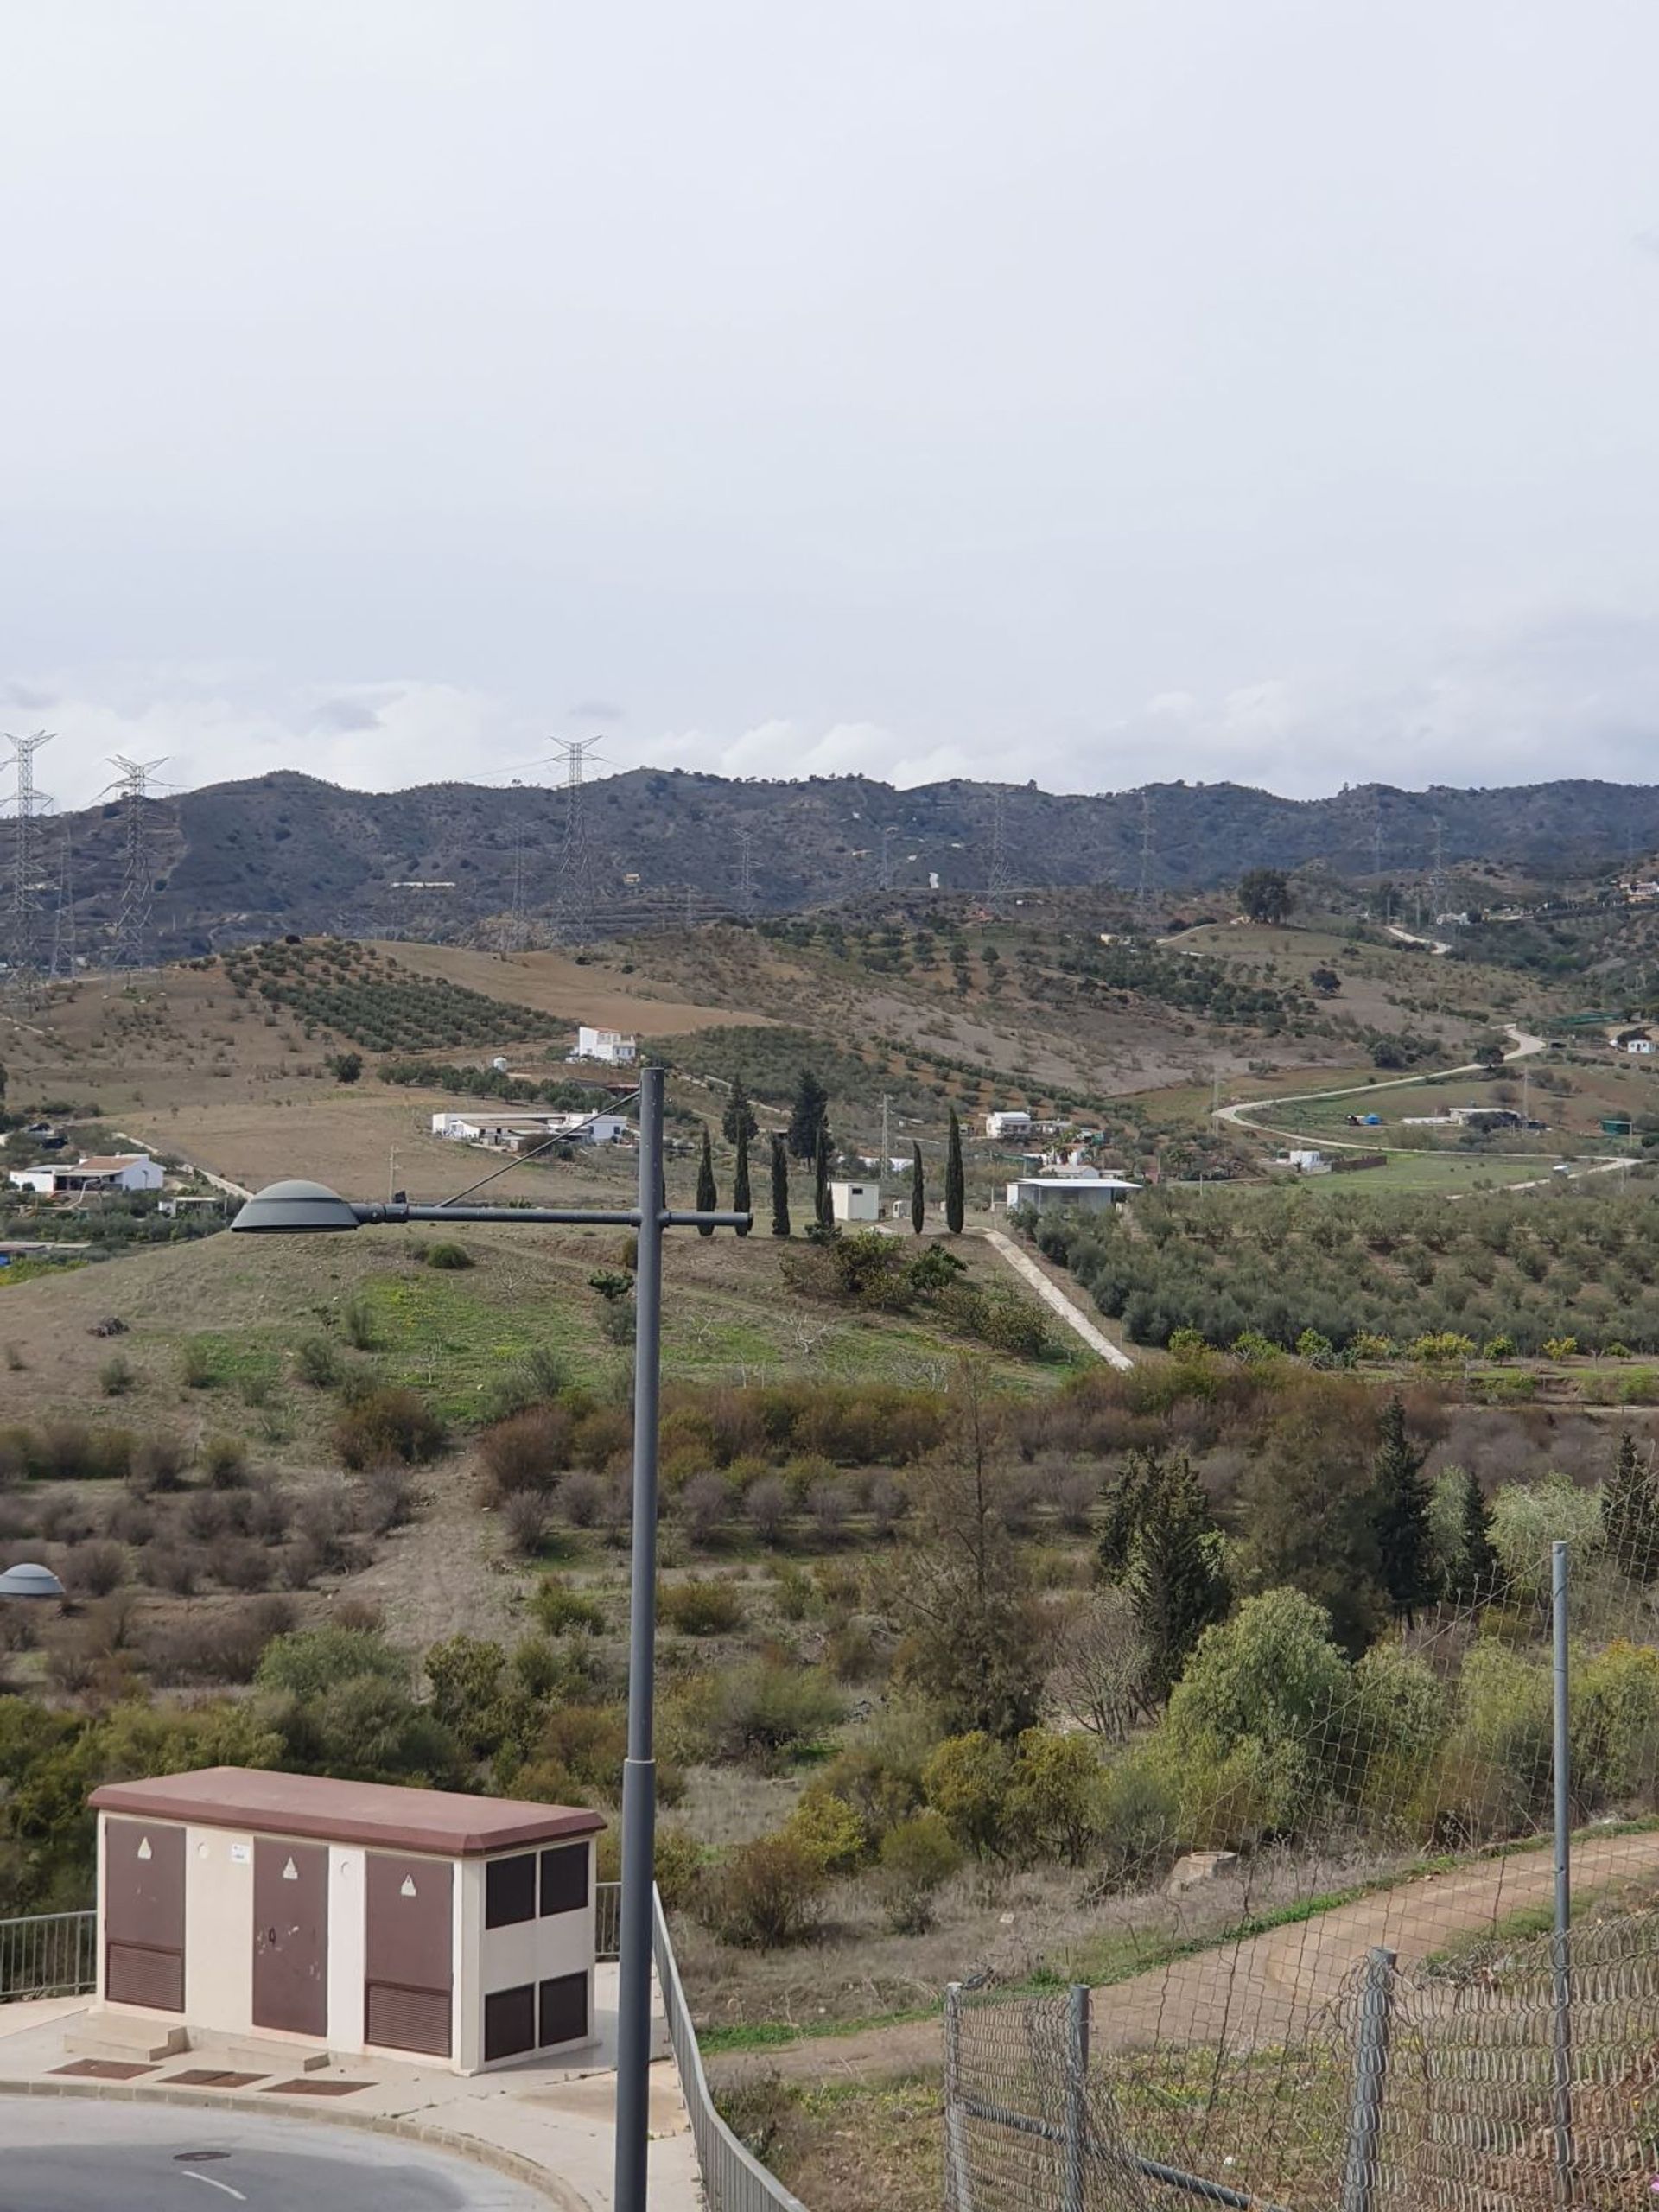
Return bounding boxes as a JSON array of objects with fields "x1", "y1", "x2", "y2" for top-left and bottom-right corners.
[{"x1": 62, "y1": 2012, "x2": 188, "y2": 2063}]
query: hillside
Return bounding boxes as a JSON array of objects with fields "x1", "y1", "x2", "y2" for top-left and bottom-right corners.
[{"x1": 17, "y1": 766, "x2": 1659, "y2": 957}]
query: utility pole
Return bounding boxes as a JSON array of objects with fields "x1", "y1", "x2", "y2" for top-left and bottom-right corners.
[
  {"x1": 3, "y1": 729, "x2": 54, "y2": 998},
  {"x1": 880, "y1": 1094, "x2": 891, "y2": 1205}
]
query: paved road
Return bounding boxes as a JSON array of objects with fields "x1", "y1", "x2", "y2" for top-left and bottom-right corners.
[
  {"x1": 1214, "y1": 1022, "x2": 1547, "y2": 1153},
  {"x1": 714, "y1": 1826, "x2": 1659, "y2": 2087},
  {"x1": 0, "y1": 2099, "x2": 546, "y2": 2212},
  {"x1": 977, "y1": 1227, "x2": 1135, "y2": 1370}
]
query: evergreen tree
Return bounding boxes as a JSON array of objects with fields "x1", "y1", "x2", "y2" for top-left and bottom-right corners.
[
  {"x1": 1130, "y1": 1452, "x2": 1230, "y2": 1700},
  {"x1": 722, "y1": 1077, "x2": 759, "y2": 1147},
  {"x1": 788, "y1": 1070, "x2": 830, "y2": 1161},
  {"x1": 732, "y1": 1122, "x2": 752, "y2": 1236},
  {"x1": 910, "y1": 1141, "x2": 925, "y2": 1236},
  {"x1": 1602, "y1": 1429, "x2": 1659, "y2": 1583},
  {"x1": 695, "y1": 1126, "x2": 717, "y2": 1236},
  {"x1": 813, "y1": 1120, "x2": 834, "y2": 1229},
  {"x1": 1445, "y1": 1465, "x2": 1500, "y2": 1603},
  {"x1": 769, "y1": 1133, "x2": 791, "y2": 1238},
  {"x1": 1370, "y1": 1395, "x2": 1435, "y2": 1623},
  {"x1": 944, "y1": 1107, "x2": 965, "y2": 1234}
]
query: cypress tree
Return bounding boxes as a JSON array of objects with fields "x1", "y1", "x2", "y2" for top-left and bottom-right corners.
[
  {"x1": 1131, "y1": 1451, "x2": 1230, "y2": 1700},
  {"x1": 788, "y1": 1070, "x2": 829, "y2": 1161},
  {"x1": 696, "y1": 1125, "x2": 717, "y2": 1236},
  {"x1": 1446, "y1": 1465, "x2": 1500, "y2": 1604},
  {"x1": 813, "y1": 1120, "x2": 833, "y2": 1229},
  {"x1": 732, "y1": 1122, "x2": 752, "y2": 1236},
  {"x1": 1603, "y1": 1429, "x2": 1659, "y2": 1583},
  {"x1": 770, "y1": 1133, "x2": 791, "y2": 1237},
  {"x1": 944, "y1": 1107, "x2": 965, "y2": 1234},
  {"x1": 910, "y1": 1141, "x2": 925, "y2": 1236},
  {"x1": 1371, "y1": 1395, "x2": 1435, "y2": 1623},
  {"x1": 722, "y1": 1077, "x2": 758, "y2": 1146}
]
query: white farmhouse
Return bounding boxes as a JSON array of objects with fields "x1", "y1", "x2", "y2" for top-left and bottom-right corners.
[
  {"x1": 7, "y1": 1152, "x2": 165, "y2": 1197},
  {"x1": 1005, "y1": 1175, "x2": 1139, "y2": 1215},
  {"x1": 569, "y1": 1027, "x2": 638, "y2": 1067},
  {"x1": 984, "y1": 1110, "x2": 1033, "y2": 1140},
  {"x1": 830, "y1": 1179, "x2": 882, "y2": 1224}
]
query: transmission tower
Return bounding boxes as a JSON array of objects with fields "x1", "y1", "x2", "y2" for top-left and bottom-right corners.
[
  {"x1": 3, "y1": 730, "x2": 54, "y2": 995},
  {"x1": 1135, "y1": 790, "x2": 1154, "y2": 912},
  {"x1": 106, "y1": 754, "x2": 168, "y2": 976},
  {"x1": 49, "y1": 827, "x2": 78, "y2": 979},
  {"x1": 501, "y1": 806, "x2": 532, "y2": 952},
  {"x1": 988, "y1": 789, "x2": 1010, "y2": 903},
  {"x1": 548, "y1": 737, "x2": 607, "y2": 944}
]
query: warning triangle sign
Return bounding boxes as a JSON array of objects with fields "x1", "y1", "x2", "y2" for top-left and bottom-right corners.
[
  {"x1": 282, "y1": 1857, "x2": 298, "y2": 1881},
  {"x1": 400, "y1": 1876, "x2": 417, "y2": 1897},
  {"x1": 137, "y1": 1837, "x2": 152, "y2": 1862}
]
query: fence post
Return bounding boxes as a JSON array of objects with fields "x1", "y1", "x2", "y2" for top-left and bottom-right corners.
[
  {"x1": 1338, "y1": 1945, "x2": 1396, "y2": 2212},
  {"x1": 1551, "y1": 1537, "x2": 1575, "y2": 2206},
  {"x1": 943, "y1": 1982, "x2": 974, "y2": 2212},
  {"x1": 1064, "y1": 1983, "x2": 1090, "y2": 2212}
]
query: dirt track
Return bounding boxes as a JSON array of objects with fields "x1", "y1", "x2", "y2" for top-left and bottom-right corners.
[{"x1": 711, "y1": 1828, "x2": 1659, "y2": 2087}]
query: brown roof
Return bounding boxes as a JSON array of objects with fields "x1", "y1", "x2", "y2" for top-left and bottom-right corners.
[{"x1": 90, "y1": 1767, "x2": 605, "y2": 1856}]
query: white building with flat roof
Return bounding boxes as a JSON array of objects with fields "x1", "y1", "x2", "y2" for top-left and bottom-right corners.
[
  {"x1": 830, "y1": 1179, "x2": 882, "y2": 1224},
  {"x1": 1006, "y1": 1175, "x2": 1139, "y2": 1215},
  {"x1": 569, "y1": 1027, "x2": 638, "y2": 1066},
  {"x1": 985, "y1": 1110, "x2": 1033, "y2": 1139}
]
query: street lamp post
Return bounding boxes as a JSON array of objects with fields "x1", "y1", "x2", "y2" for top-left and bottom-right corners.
[{"x1": 230, "y1": 1065, "x2": 744, "y2": 2212}]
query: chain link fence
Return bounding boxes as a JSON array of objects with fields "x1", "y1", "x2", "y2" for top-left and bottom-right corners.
[{"x1": 944, "y1": 1518, "x2": 1659, "y2": 2211}]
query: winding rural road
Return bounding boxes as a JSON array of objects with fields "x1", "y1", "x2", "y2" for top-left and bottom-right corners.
[
  {"x1": 1213, "y1": 1024, "x2": 1547, "y2": 1154},
  {"x1": 712, "y1": 1827, "x2": 1659, "y2": 2088}
]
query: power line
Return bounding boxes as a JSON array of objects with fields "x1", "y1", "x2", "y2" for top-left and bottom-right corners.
[
  {"x1": 3, "y1": 730, "x2": 54, "y2": 996},
  {"x1": 48, "y1": 826, "x2": 77, "y2": 980}
]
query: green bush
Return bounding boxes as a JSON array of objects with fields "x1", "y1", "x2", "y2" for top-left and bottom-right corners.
[
  {"x1": 659, "y1": 1577, "x2": 744, "y2": 1637},
  {"x1": 294, "y1": 1335, "x2": 343, "y2": 1388},
  {"x1": 99, "y1": 1355, "x2": 135, "y2": 1398},
  {"x1": 877, "y1": 1812, "x2": 962, "y2": 1933},
  {"x1": 676, "y1": 1661, "x2": 844, "y2": 1773},
  {"x1": 423, "y1": 1242, "x2": 474, "y2": 1271},
  {"x1": 180, "y1": 1337, "x2": 219, "y2": 1389},
  {"x1": 531, "y1": 1575, "x2": 605, "y2": 1637},
  {"x1": 700, "y1": 1832, "x2": 828, "y2": 1950},
  {"x1": 201, "y1": 1434, "x2": 247, "y2": 1489},
  {"x1": 255, "y1": 1625, "x2": 407, "y2": 1703}
]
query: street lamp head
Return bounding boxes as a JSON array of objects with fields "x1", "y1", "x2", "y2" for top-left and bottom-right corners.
[
  {"x1": 0, "y1": 1561, "x2": 66, "y2": 1599},
  {"x1": 232, "y1": 1179, "x2": 365, "y2": 1234}
]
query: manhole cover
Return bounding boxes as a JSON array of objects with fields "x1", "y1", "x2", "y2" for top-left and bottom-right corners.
[{"x1": 174, "y1": 2152, "x2": 231, "y2": 2163}]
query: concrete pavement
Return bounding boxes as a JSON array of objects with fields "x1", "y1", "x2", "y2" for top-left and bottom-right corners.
[{"x1": 0, "y1": 1967, "x2": 700, "y2": 2212}]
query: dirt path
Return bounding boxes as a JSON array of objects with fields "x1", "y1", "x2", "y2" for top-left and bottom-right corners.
[
  {"x1": 341, "y1": 1465, "x2": 521, "y2": 1649},
  {"x1": 710, "y1": 1828, "x2": 1659, "y2": 2087},
  {"x1": 976, "y1": 1228, "x2": 1134, "y2": 1370}
]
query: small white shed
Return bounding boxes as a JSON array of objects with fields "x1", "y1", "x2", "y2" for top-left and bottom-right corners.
[{"x1": 830, "y1": 1180, "x2": 882, "y2": 1224}]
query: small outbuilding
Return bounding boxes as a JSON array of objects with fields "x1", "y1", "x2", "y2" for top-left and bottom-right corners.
[
  {"x1": 829, "y1": 1179, "x2": 881, "y2": 1224},
  {"x1": 88, "y1": 1767, "x2": 605, "y2": 2075}
]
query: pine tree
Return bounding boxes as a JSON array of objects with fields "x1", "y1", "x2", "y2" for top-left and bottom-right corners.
[
  {"x1": 1603, "y1": 1429, "x2": 1659, "y2": 1583},
  {"x1": 944, "y1": 1108, "x2": 965, "y2": 1234},
  {"x1": 769, "y1": 1133, "x2": 791, "y2": 1238},
  {"x1": 1446, "y1": 1465, "x2": 1499, "y2": 1604},
  {"x1": 910, "y1": 1141, "x2": 925, "y2": 1236},
  {"x1": 696, "y1": 1125, "x2": 717, "y2": 1236},
  {"x1": 1130, "y1": 1452, "x2": 1230, "y2": 1700},
  {"x1": 732, "y1": 1121, "x2": 752, "y2": 1236},
  {"x1": 813, "y1": 1120, "x2": 833, "y2": 1229},
  {"x1": 722, "y1": 1077, "x2": 759, "y2": 1147},
  {"x1": 1371, "y1": 1395, "x2": 1435, "y2": 1623},
  {"x1": 788, "y1": 1070, "x2": 830, "y2": 1161}
]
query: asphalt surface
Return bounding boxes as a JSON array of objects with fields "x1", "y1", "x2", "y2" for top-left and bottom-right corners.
[{"x1": 0, "y1": 2099, "x2": 550, "y2": 2212}]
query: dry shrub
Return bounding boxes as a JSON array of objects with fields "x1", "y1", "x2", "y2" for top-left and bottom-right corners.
[
  {"x1": 35, "y1": 1495, "x2": 95, "y2": 1547},
  {"x1": 201, "y1": 1434, "x2": 248, "y2": 1489},
  {"x1": 146, "y1": 1602, "x2": 290, "y2": 1686},
  {"x1": 867, "y1": 1473, "x2": 908, "y2": 1538},
  {"x1": 502, "y1": 1489, "x2": 552, "y2": 1556},
  {"x1": 182, "y1": 1491, "x2": 230, "y2": 1542},
  {"x1": 292, "y1": 1484, "x2": 365, "y2": 1572},
  {"x1": 132, "y1": 1434, "x2": 188, "y2": 1492},
  {"x1": 556, "y1": 1470, "x2": 606, "y2": 1528},
  {"x1": 208, "y1": 1535, "x2": 275, "y2": 1592},
  {"x1": 660, "y1": 1576, "x2": 745, "y2": 1637},
  {"x1": 480, "y1": 1406, "x2": 574, "y2": 1498},
  {"x1": 244, "y1": 1481, "x2": 294, "y2": 1544},
  {"x1": 334, "y1": 1387, "x2": 444, "y2": 1471},
  {"x1": 678, "y1": 1471, "x2": 731, "y2": 1546},
  {"x1": 66, "y1": 1540, "x2": 128, "y2": 1598},
  {"x1": 359, "y1": 1465, "x2": 418, "y2": 1535},
  {"x1": 105, "y1": 1495, "x2": 156, "y2": 1548},
  {"x1": 43, "y1": 1627, "x2": 99, "y2": 1694},
  {"x1": 746, "y1": 1475, "x2": 789, "y2": 1547},
  {"x1": 143, "y1": 1540, "x2": 204, "y2": 1596},
  {"x1": 698, "y1": 1833, "x2": 827, "y2": 1950}
]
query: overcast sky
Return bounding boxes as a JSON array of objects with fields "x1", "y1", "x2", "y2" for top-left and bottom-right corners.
[{"x1": 4, "y1": 2, "x2": 1659, "y2": 810}]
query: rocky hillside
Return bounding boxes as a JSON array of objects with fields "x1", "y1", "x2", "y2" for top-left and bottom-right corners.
[{"x1": 14, "y1": 767, "x2": 1659, "y2": 957}]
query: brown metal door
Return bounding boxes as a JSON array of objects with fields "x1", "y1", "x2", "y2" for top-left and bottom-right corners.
[
  {"x1": 364, "y1": 1853, "x2": 453, "y2": 2057},
  {"x1": 252, "y1": 1838, "x2": 327, "y2": 2037},
  {"x1": 104, "y1": 1818, "x2": 185, "y2": 2012}
]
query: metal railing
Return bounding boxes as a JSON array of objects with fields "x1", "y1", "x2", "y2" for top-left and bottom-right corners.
[
  {"x1": 653, "y1": 1885, "x2": 808, "y2": 2212},
  {"x1": 0, "y1": 1910, "x2": 95, "y2": 2000},
  {"x1": 595, "y1": 1878, "x2": 620, "y2": 1961}
]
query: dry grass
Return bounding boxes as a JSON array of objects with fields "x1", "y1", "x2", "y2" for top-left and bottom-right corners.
[{"x1": 367, "y1": 939, "x2": 772, "y2": 1034}]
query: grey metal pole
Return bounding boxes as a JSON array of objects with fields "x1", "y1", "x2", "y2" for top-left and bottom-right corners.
[
  {"x1": 943, "y1": 1981, "x2": 974, "y2": 2212},
  {"x1": 613, "y1": 1065, "x2": 665, "y2": 2212},
  {"x1": 1063, "y1": 1983, "x2": 1090, "y2": 2212},
  {"x1": 1338, "y1": 1945, "x2": 1396, "y2": 2212},
  {"x1": 1550, "y1": 1537, "x2": 1574, "y2": 2205}
]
